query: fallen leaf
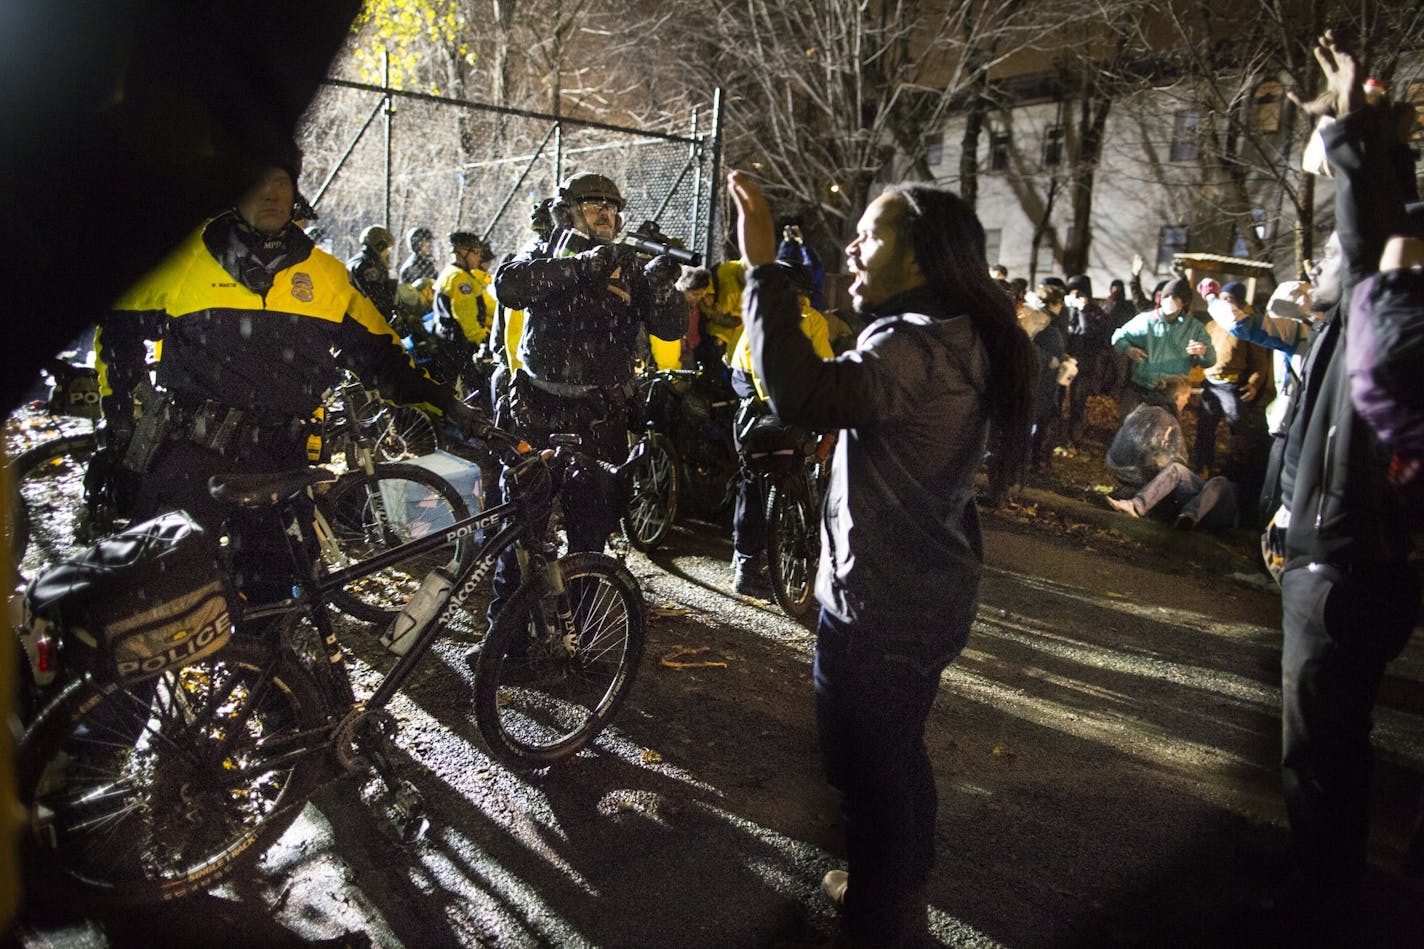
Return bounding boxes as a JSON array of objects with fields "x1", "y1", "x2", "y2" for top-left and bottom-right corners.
[
  {"x1": 640, "y1": 749, "x2": 663, "y2": 764},
  {"x1": 660, "y1": 646, "x2": 729, "y2": 669}
]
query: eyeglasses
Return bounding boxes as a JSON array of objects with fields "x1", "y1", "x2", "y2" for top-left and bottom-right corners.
[{"x1": 579, "y1": 198, "x2": 620, "y2": 214}]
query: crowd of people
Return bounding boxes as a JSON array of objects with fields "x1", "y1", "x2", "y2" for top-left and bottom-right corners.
[{"x1": 15, "y1": 25, "x2": 1418, "y2": 948}]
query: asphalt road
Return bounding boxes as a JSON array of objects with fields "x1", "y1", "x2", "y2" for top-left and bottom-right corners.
[{"x1": 15, "y1": 507, "x2": 1424, "y2": 947}]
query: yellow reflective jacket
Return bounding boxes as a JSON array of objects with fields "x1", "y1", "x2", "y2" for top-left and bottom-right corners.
[
  {"x1": 435, "y1": 264, "x2": 496, "y2": 345},
  {"x1": 98, "y1": 212, "x2": 444, "y2": 421}
]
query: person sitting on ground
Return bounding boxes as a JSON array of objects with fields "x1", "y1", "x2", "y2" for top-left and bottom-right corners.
[
  {"x1": 1105, "y1": 374, "x2": 1191, "y2": 489},
  {"x1": 1103, "y1": 375, "x2": 1237, "y2": 529},
  {"x1": 1111, "y1": 277, "x2": 1214, "y2": 414}
]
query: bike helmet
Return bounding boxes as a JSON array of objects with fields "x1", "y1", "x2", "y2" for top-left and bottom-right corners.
[
  {"x1": 558, "y1": 173, "x2": 625, "y2": 211},
  {"x1": 360, "y1": 226, "x2": 395, "y2": 253}
]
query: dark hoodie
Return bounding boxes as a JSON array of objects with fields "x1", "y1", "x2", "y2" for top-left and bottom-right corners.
[{"x1": 746, "y1": 266, "x2": 989, "y2": 653}]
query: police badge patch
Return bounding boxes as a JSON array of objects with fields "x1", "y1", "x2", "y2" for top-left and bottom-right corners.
[
  {"x1": 291, "y1": 272, "x2": 315, "y2": 302},
  {"x1": 458, "y1": 282, "x2": 474, "y2": 295}
]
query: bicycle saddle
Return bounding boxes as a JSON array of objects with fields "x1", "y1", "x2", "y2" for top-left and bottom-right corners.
[{"x1": 207, "y1": 468, "x2": 339, "y2": 508}]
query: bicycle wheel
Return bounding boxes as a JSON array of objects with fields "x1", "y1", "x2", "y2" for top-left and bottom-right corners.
[
  {"x1": 365, "y1": 403, "x2": 441, "y2": 462},
  {"x1": 17, "y1": 637, "x2": 325, "y2": 906},
  {"x1": 621, "y1": 432, "x2": 679, "y2": 552},
  {"x1": 320, "y1": 462, "x2": 473, "y2": 625},
  {"x1": 7, "y1": 430, "x2": 99, "y2": 569},
  {"x1": 765, "y1": 474, "x2": 819, "y2": 620},
  {"x1": 473, "y1": 552, "x2": 646, "y2": 767}
]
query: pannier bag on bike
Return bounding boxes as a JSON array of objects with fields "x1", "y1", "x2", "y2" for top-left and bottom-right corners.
[
  {"x1": 25, "y1": 510, "x2": 233, "y2": 683},
  {"x1": 734, "y1": 399, "x2": 808, "y2": 474},
  {"x1": 46, "y1": 364, "x2": 102, "y2": 419}
]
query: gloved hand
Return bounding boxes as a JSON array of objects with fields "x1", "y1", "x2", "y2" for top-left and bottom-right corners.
[
  {"x1": 442, "y1": 398, "x2": 494, "y2": 441},
  {"x1": 576, "y1": 243, "x2": 620, "y2": 281},
  {"x1": 1196, "y1": 277, "x2": 1220, "y2": 300},
  {"x1": 643, "y1": 253, "x2": 681, "y2": 289}
]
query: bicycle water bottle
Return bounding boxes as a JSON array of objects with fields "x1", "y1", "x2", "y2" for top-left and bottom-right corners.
[{"x1": 381, "y1": 567, "x2": 455, "y2": 656}]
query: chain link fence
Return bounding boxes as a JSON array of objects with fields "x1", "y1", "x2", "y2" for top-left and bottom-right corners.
[{"x1": 297, "y1": 80, "x2": 722, "y2": 268}]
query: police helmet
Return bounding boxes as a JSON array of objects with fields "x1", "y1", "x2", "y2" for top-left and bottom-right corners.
[
  {"x1": 361, "y1": 225, "x2": 395, "y2": 252},
  {"x1": 407, "y1": 226, "x2": 434, "y2": 252},
  {"x1": 558, "y1": 173, "x2": 625, "y2": 211}
]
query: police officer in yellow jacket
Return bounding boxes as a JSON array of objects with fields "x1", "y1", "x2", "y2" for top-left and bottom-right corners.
[
  {"x1": 96, "y1": 150, "x2": 484, "y2": 597},
  {"x1": 430, "y1": 231, "x2": 497, "y2": 389},
  {"x1": 727, "y1": 260, "x2": 834, "y2": 595}
]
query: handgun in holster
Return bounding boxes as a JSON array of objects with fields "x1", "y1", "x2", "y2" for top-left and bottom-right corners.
[{"x1": 121, "y1": 380, "x2": 173, "y2": 474}]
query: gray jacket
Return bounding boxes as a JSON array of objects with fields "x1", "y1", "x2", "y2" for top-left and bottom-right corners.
[{"x1": 746, "y1": 266, "x2": 989, "y2": 652}]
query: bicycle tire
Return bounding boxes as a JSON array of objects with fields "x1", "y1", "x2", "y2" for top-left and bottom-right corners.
[
  {"x1": 365, "y1": 403, "x2": 441, "y2": 462},
  {"x1": 621, "y1": 433, "x2": 679, "y2": 552},
  {"x1": 473, "y1": 552, "x2": 645, "y2": 767},
  {"x1": 7, "y1": 430, "x2": 99, "y2": 569},
  {"x1": 321, "y1": 462, "x2": 474, "y2": 625},
  {"x1": 765, "y1": 475, "x2": 819, "y2": 620},
  {"x1": 17, "y1": 637, "x2": 325, "y2": 906}
]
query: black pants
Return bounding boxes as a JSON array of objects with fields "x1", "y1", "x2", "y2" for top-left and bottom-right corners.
[
  {"x1": 488, "y1": 374, "x2": 628, "y2": 618},
  {"x1": 132, "y1": 436, "x2": 312, "y2": 605},
  {"x1": 814, "y1": 610, "x2": 964, "y2": 946},
  {"x1": 1280, "y1": 561, "x2": 1419, "y2": 902}
]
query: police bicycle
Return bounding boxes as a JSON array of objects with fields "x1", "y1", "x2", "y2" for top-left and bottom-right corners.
[{"x1": 15, "y1": 423, "x2": 647, "y2": 906}]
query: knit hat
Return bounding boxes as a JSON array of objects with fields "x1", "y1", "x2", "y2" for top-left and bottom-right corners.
[
  {"x1": 1161, "y1": 277, "x2": 1193, "y2": 303},
  {"x1": 1066, "y1": 274, "x2": 1093, "y2": 297},
  {"x1": 1220, "y1": 281, "x2": 1249, "y2": 304}
]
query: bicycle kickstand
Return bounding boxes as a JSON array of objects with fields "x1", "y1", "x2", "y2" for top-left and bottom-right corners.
[{"x1": 358, "y1": 718, "x2": 430, "y2": 843}]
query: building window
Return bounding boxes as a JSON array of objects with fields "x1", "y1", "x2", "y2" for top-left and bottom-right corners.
[
  {"x1": 1034, "y1": 227, "x2": 1057, "y2": 277},
  {"x1": 1170, "y1": 111, "x2": 1199, "y2": 161},
  {"x1": 989, "y1": 131, "x2": 1011, "y2": 172},
  {"x1": 1252, "y1": 81, "x2": 1283, "y2": 133},
  {"x1": 1042, "y1": 125, "x2": 1065, "y2": 168},
  {"x1": 1157, "y1": 225, "x2": 1189, "y2": 271},
  {"x1": 924, "y1": 131, "x2": 944, "y2": 167},
  {"x1": 984, "y1": 228, "x2": 1002, "y2": 270}
]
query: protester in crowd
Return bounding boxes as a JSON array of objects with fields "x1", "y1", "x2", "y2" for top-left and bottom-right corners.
[
  {"x1": 1104, "y1": 375, "x2": 1191, "y2": 489},
  {"x1": 479, "y1": 171, "x2": 685, "y2": 655},
  {"x1": 729, "y1": 168, "x2": 1035, "y2": 948},
  {"x1": 1269, "y1": 33, "x2": 1420, "y2": 932},
  {"x1": 95, "y1": 152, "x2": 484, "y2": 599},
  {"x1": 1192, "y1": 279, "x2": 1275, "y2": 522},
  {"x1": 346, "y1": 224, "x2": 397, "y2": 319},
  {"x1": 1061, "y1": 274, "x2": 1112, "y2": 448},
  {"x1": 1020, "y1": 284, "x2": 1067, "y2": 471},
  {"x1": 1111, "y1": 277, "x2": 1214, "y2": 414},
  {"x1": 1103, "y1": 372, "x2": 1237, "y2": 530}
]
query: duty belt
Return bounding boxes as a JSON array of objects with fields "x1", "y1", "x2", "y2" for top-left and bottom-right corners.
[
  {"x1": 123, "y1": 380, "x2": 308, "y2": 471},
  {"x1": 525, "y1": 374, "x2": 635, "y2": 403}
]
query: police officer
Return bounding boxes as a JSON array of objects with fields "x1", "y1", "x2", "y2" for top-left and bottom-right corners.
[
  {"x1": 96, "y1": 149, "x2": 485, "y2": 599},
  {"x1": 430, "y1": 231, "x2": 497, "y2": 390},
  {"x1": 347, "y1": 224, "x2": 397, "y2": 318},
  {"x1": 476, "y1": 172, "x2": 685, "y2": 642}
]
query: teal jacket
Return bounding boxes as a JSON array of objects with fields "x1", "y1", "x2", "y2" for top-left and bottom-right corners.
[{"x1": 1111, "y1": 309, "x2": 1215, "y2": 388}]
